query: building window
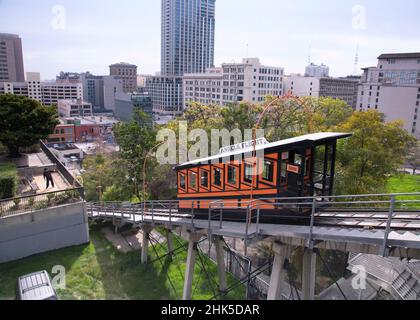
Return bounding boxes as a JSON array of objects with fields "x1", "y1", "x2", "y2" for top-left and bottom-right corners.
[
  {"x1": 213, "y1": 168, "x2": 222, "y2": 187},
  {"x1": 244, "y1": 163, "x2": 254, "y2": 184},
  {"x1": 262, "y1": 160, "x2": 274, "y2": 182},
  {"x1": 227, "y1": 166, "x2": 237, "y2": 185},
  {"x1": 200, "y1": 170, "x2": 209, "y2": 189}
]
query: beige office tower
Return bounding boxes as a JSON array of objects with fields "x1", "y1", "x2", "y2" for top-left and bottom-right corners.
[
  {"x1": 0, "y1": 33, "x2": 25, "y2": 82},
  {"x1": 109, "y1": 63, "x2": 138, "y2": 93}
]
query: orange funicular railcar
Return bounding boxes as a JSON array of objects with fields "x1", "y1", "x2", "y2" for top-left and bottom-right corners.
[{"x1": 175, "y1": 132, "x2": 352, "y2": 222}]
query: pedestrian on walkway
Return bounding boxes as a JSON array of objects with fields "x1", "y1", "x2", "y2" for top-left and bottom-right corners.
[{"x1": 43, "y1": 168, "x2": 55, "y2": 189}]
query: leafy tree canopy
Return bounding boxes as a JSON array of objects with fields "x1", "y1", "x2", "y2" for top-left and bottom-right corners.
[{"x1": 0, "y1": 94, "x2": 59, "y2": 157}]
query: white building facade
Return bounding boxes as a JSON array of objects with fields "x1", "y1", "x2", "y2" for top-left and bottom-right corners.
[
  {"x1": 58, "y1": 99, "x2": 93, "y2": 117},
  {"x1": 0, "y1": 72, "x2": 83, "y2": 106},
  {"x1": 357, "y1": 53, "x2": 420, "y2": 136},
  {"x1": 284, "y1": 74, "x2": 360, "y2": 109},
  {"x1": 183, "y1": 58, "x2": 284, "y2": 108},
  {"x1": 305, "y1": 63, "x2": 330, "y2": 78},
  {"x1": 284, "y1": 74, "x2": 320, "y2": 98}
]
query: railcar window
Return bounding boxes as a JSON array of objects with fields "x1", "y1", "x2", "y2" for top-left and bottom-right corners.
[
  {"x1": 244, "y1": 163, "x2": 254, "y2": 183},
  {"x1": 180, "y1": 174, "x2": 186, "y2": 190},
  {"x1": 227, "y1": 166, "x2": 237, "y2": 185},
  {"x1": 281, "y1": 161, "x2": 287, "y2": 183},
  {"x1": 201, "y1": 170, "x2": 209, "y2": 188},
  {"x1": 190, "y1": 172, "x2": 197, "y2": 189},
  {"x1": 213, "y1": 168, "x2": 222, "y2": 187},
  {"x1": 294, "y1": 154, "x2": 303, "y2": 166},
  {"x1": 262, "y1": 160, "x2": 274, "y2": 181}
]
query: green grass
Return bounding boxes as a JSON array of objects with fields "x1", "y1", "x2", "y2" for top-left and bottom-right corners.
[
  {"x1": 0, "y1": 162, "x2": 18, "y2": 199},
  {"x1": 0, "y1": 224, "x2": 245, "y2": 300},
  {"x1": 387, "y1": 174, "x2": 420, "y2": 209}
]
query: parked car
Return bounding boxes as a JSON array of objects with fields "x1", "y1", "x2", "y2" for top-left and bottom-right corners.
[{"x1": 16, "y1": 270, "x2": 58, "y2": 300}]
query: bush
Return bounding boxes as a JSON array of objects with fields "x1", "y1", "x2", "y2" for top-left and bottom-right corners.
[
  {"x1": 0, "y1": 163, "x2": 18, "y2": 199},
  {"x1": 34, "y1": 200, "x2": 48, "y2": 211}
]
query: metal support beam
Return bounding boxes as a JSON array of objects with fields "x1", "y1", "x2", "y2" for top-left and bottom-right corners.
[
  {"x1": 267, "y1": 242, "x2": 293, "y2": 300},
  {"x1": 166, "y1": 228, "x2": 174, "y2": 257},
  {"x1": 183, "y1": 232, "x2": 202, "y2": 300},
  {"x1": 302, "y1": 248, "x2": 317, "y2": 300},
  {"x1": 141, "y1": 225, "x2": 153, "y2": 264},
  {"x1": 213, "y1": 236, "x2": 227, "y2": 295}
]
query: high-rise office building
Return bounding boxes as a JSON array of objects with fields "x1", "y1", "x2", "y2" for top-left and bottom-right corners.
[
  {"x1": 0, "y1": 33, "x2": 25, "y2": 82},
  {"x1": 147, "y1": 0, "x2": 216, "y2": 115},
  {"x1": 161, "y1": 0, "x2": 216, "y2": 76}
]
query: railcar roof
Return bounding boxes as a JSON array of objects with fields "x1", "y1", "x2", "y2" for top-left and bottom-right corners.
[{"x1": 176, "y1": 132, "x2": 352, "y2": 169}]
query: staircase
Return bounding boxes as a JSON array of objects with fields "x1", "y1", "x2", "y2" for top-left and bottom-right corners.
[
  {"x1": 348, "y1": 254, "x2": 420, "y2": 300},
  {"x1": 392, "y1": 269, "x2": 420, "y2": 300}
]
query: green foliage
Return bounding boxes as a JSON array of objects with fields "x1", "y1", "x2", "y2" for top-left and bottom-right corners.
[
  {"x1": 102, "y1": 185, "x2": 132, "y2": 202},
  {"x1": 0, "y1": 163, "x2": 17, "y2": 199},
  {"x1": 12, "y1": 198, "x2": 20, "y2": 210},
  {"x1": 47, "y1": 193, "x2": 55, "y2": 204},
  {"x1": 336, "y1": 111, "x2": 415, "y2": 194},
  {"x1": 0, "y1": 94, "x2": 59, "y2": 157},
  {"x1": 33, "y1": 200, "x2": 48, "y2": 211},
  {"x1": 406, "y1": 140, "x2": 420, "y2": 174},
  {"x1": 28, "y1": 197, "x2": 35, "y2": 207},
  {"x1": 114, "y1": 118, "x2": 157, "y2": 198},
  {"x1": 147, "y1": 164, "x2": 178, "y2": 200},
  {"x1": 82, "y1": 154, "x2": 132, "y2": 202}
]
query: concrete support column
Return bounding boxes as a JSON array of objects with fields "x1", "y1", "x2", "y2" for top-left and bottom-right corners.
[
  {"x1": 166, "y1": 229, "x2": 174, "y2": 256},
  {"x1": 302, "y1": 249, "x2": 317, "y2": 300},
  {"x1": 267, "y1": 242, "x2": 293, "y2": 300},
  {"x1": 141, "y1": 225, "x2": 153, "y2": 264},
  {"x1": 213, "y1": 236, "x2": 227, "y2": 295},
  {"x1": 182, "y1": 232, "x2": 202, "y2": 300}
]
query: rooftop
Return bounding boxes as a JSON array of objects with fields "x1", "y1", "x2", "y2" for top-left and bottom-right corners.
[
  {"x1": 378, "y1": 53, "x2": 420, "y2": 60},
  {"x1": 110, "y1": 62, "x2": 137, "y2": 68},
  {"x1": 64, "y1": 116, "x2": 119, "y2": 126},
  {"x1": 177, "y1": 132, "x2": 352, "y2": 169}
]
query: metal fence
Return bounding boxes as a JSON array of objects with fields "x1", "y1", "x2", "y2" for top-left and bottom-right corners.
[
  {"x1": 209, "y1": 193, "x2": 420, "y2": 252},
  {"x1": 40, "y1": 140, "x2": 83, "y2": 191},
  {"x1": 0, "y1": 187, "x2": 84, "y2": 218}
]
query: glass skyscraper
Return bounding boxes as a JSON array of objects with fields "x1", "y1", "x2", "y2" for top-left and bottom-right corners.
[
  {"x1": 161, "y1": 0, "x2": 216, "y2": 76},
  {"x1": 147, "y1": 0, "x2": 216, "y2": 115}
]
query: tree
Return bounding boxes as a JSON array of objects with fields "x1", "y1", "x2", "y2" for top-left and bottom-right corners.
[
  {"x1": 113, "y1": 112, "x2": 157, "y2": 199},
  {"x1": 220, "y1": 102, "x2": 262, "y2": 132},
  {"x1": 0, "y1": 94, "x2": 59, "y2": 157},
  {"x1": 406, "y1": 140, "x2": 420, "y2": 175},
  {"x1": 147, "y1": 164, "x2": 178, "y2": 200},
  {"x1": 336, "y1": 110, "x2": 415, "y2": 194},
  {"x1": 81, "y1": 154, "x2": 133, "y2": 202}
]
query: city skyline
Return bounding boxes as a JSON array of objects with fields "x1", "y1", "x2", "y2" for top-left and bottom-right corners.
[{"x1": 0, "y1": 0, "x2": 419, "y2": 80}]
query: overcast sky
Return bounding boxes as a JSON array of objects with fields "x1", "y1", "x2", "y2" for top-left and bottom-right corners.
[{"x1": 0, "y1": 0, "x2": 419, "y2": 80}]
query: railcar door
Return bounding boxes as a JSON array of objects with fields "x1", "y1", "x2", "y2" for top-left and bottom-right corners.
[{"x1": 286, "y1": 151, "x2": 303, "y2": 196}]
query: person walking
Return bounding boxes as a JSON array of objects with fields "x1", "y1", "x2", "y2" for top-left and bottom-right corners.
[{"x1": 43, "y1": 168, "x2": 55, "y2": 189}]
